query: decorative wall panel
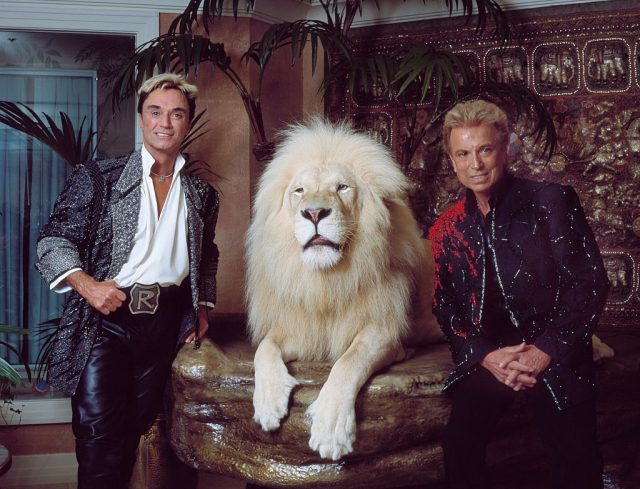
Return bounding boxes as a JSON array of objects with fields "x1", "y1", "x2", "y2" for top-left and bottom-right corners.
[{"x1": 328, "y1": 3, "x2": 640, "y2": 328}]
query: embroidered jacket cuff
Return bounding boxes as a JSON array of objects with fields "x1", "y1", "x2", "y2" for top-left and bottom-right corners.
[
  {"x1": 534, "y1": 335, "x2": 561, "y2": 363},
  {"x1": 36, "y1": 236, "x2": 82, "y2": 285}
]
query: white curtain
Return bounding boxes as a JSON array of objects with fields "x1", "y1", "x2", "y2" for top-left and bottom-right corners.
[{"x1": 0, "y1": 69, "x2": 95, "y2": 367}]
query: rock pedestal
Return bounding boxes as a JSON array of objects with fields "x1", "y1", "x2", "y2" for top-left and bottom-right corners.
[
  {"x1": 169, "y1": 338, "x2": 453, "y2": 488},
  {"x1": 169, "y1": 333, "x2": 640, "y2": 488}
]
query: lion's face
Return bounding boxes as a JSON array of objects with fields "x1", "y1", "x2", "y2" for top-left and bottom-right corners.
[{"x1": 287, "y1": 165, "x2": 360, "y2": 270}]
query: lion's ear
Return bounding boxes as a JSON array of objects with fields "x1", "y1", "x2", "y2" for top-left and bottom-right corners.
[{"x1": 252, "y1": 174, "x2": 289, "y2": 219}]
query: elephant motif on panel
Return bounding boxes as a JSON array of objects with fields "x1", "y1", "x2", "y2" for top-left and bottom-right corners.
[
  {"x1": 584, "y1": 39, "x2": 631, "y2": 93},
  {"x1": 533, "y1": 43, "x2": 579, "y2": 95},
  {"x1": 484, "y1": 47, "x2": 528, "y2": 85}
]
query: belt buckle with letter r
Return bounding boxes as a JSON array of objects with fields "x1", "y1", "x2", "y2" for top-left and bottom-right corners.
[{"x1": 128, "y1": 283, "x2": 161, "y2": 315}]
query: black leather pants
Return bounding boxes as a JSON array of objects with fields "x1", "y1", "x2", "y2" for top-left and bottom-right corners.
[{"x1": 71, "y1": 282, "x2": 189, "y2": 489}]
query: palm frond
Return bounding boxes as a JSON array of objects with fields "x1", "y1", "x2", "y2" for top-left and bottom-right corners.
[
  {"x1": 243, "y1": 20, "x2": 347, "y2": 74},
  {"x1": 169, "y1": 0, "x2": 256, "y2": 35},
  {"x1": 111, "y1": 34, "x2": 233, "y2": 112},
  {"x1": 181, "y1": 109, "x2": 209, "y2": 151},
  {"x1": 0, "y1": 102, "x2": 95, "y2": 166},
  {"x1": 0, "y1": 358, "x2": 22, "y2": 386},
  {"x1": 0, "y1": 326, "x2": 31, "y2": 385},
  {"x1": 339, "y1": 53, "x2": 398, "y2": 100},
  {"x1": 391, "y1": 45, "x2": 475, "y2": 108},
  {"x1": 0, "y1": 326, "x2": 29, "y2": 335},
  {"x1": 31, "y1": 319, "x2": 59, "y2": 384},
  {"x1": 181, "y1": 109, "x2": 224, "y2": 190},
  {"x1": 183, "y1": 158, "x2": 223, "y2": 191},
  {"x1": 318, "y1": 1, "x2": 508, "y2": 42},
  {"x1": 423, "y1": 81, "x2": 557, "y2": 160},
  {"x1": 443, "y1": 0, "x2": 509, "y2": 41}
]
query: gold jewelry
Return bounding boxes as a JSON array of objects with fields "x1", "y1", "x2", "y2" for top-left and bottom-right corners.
[{"x1": 150, "y1": 169, "x2": 174, "y2": 182}]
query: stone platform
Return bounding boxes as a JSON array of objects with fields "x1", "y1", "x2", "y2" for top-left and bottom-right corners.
[{"x1": 168, "y1": 332, "x2": 640, "y2": 489}]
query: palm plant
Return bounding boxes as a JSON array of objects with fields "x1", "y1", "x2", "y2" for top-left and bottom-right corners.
[
  {"x1": 0, "y1": 325, "x2": 30, "y2": 392},
  {"x1": 111, "y1": 0, "x2": 556, "y2": 164}
]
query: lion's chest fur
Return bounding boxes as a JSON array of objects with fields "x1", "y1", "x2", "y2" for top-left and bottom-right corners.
[{"x1": 249, "y1": 250, "x2": 412, "y2": 362}]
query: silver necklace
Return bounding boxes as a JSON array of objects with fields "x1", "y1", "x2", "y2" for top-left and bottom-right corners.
[{"x1": 150, "y1": 169, "x2": 174, "y2": 182}]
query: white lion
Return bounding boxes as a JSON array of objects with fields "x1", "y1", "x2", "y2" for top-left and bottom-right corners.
[{"x1": 246, "y1": 118, "x2": 442, "y2": 461}]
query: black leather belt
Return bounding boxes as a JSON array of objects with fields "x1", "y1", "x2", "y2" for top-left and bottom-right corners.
[{"x1": 105, "y1": 281, "x2": 189, "y2": 326}]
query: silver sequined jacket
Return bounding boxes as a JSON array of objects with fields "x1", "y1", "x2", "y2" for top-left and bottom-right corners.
[
  {"x1": 35, "y1": 151, "x2": 219, "y2": 396},
  {"x1": 428, "y1": 175, "x2": 609, "y2": 410}
]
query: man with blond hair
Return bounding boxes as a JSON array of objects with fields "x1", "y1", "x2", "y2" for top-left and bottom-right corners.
[
  {"x1": 36, "y1": 73, "x2": 219, "y2": 489},
  {"x1": 429, "y1": 99, "x2": 608, "y2": 489}
]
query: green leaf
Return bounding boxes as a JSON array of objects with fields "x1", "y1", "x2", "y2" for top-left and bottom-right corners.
[
  {"x1": 0, "y1": 102, "x2": 95, "y2": 166},
  {"x1": 0, "y1": 358, "x2": 22, "y2": 386},
  {"x1": 0, "y1": 326, "x2": 29, "y2": 335},
  {"x1": 442, "y1": 0, "x2": 510, "y2": 42},
  {"x1": 169, "y1": 0, "x2": 256, "y2": 35}
]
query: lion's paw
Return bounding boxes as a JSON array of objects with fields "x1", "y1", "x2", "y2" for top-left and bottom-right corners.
[
  {"x1": 306, "y1": 391, "x2": 356, "y2": 461},
  {"x1": 253, "y1": 364, "x2": 299, "y2": 432}
]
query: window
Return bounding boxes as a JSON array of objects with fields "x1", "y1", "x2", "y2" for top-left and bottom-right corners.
[
  {"x1": 0, "y1": 68, "x2": 95, "y2": 367},
  {"x1": 0, "y1": 30, "x2": 135, "y2": 386}
]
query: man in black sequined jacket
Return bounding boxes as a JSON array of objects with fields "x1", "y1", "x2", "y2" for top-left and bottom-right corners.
[
  {"x1": 35, "y1": 151, "x2": 218, "y2": 397},
  {"x1": 36, "y1": 74, "x2": 219, "y2": 489},
  {"x1": 428, "y1": 100, "x2": 609, "y2": 489}
]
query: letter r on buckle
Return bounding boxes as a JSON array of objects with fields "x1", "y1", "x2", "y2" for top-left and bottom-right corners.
[{"x1": 129, "y1": 283, "x2": 160, "y2": 315}]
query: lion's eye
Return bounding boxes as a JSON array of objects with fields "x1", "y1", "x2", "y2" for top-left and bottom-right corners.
[
  {"x1": 293, "y1": 187, "x2": 304, "y2": 195},
  {"x1": 337, "y1": 184, "x2": 350, "y2": 192}
]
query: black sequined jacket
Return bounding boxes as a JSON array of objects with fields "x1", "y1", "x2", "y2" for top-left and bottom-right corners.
[
  {"x1": 35, "y1": 151, "x2": 219, "y2": 396},
  {"x1": 428, "y1": 175, "x2": 609, "y2": 410}
]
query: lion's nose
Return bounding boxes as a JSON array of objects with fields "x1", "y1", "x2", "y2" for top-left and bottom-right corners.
[{"x1": 301, "y1": 207, "x2": 332, "y2": 224}]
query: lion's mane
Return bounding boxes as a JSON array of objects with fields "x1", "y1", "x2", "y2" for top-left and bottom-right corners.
[{"x1": 246, "y1": 119, "x2": 436, "y2": 362}]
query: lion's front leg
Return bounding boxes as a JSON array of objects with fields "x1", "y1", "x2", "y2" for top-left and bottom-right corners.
[
  {"x1": 253, "y1": 336, "x2": 299, "y2": 431},
  {"x1": 307, "y1": 328, "x2": 403, "y2": 460}
]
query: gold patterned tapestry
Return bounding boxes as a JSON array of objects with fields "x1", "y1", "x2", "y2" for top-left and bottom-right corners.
[{"x1": 327, "y1": 4, "x2": 640, "y2": 328}]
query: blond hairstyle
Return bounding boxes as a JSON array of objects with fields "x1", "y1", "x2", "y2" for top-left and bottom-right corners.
[
  {"x1": 137, "y1": 73, "x2": 198, "y2": 122},
  {"x1": 442, "y1": 100, "x2": 509, "y2": 155}
]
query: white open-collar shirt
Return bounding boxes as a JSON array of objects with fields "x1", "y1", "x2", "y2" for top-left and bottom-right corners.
[
  {"x1": 52, "y1": 145, "x2": 189, "y2": 291},
  {"x1": 113, "y1": 145, "x2": 189, "y2": 287}
]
